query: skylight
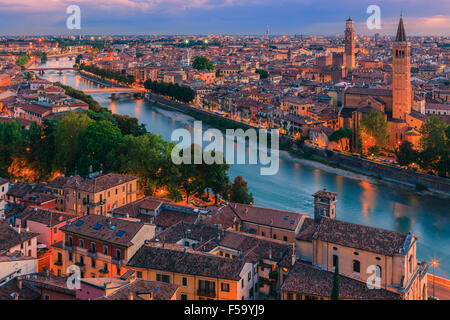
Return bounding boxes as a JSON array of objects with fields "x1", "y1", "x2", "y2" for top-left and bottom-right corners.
[
  {"x1": 75, "y1": 220, "x2": 84, "y2": 227},
  {"x1": 116, "y1": 230, "x2": 125, "y2": 237},
  {"x1": 93, "y1": 224, "x2": 102, "y2": 231}
]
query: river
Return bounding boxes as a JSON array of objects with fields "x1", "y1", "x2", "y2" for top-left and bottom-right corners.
[{"x1": 38, "y1": 58, "x2": 449, "y2": 276}]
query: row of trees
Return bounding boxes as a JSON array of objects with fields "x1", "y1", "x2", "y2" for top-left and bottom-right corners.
[
  {"x1": 79, "y1": 63, "x2": 135, "y2": 85},
  {"x1": 0, "y1": 110, "x2": 253, "y2": 204},
  {"x1": 255, "y1": 68, "x2": 269, "y2": 79},
  {"x1": 144, "y1": 79, "x2": 196, "y2": 103}
]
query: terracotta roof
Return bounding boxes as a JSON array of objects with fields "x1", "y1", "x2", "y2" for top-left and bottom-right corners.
[
  {"x1": 0, "y1": 220, "x2": 39, "y2": 251},
  {"x1": 96, "y1": 279, "x2": 179, "y2": 300},
  {"x1": 127, "y1": 243, "x2": 247, "y2": 281},
  {"x1": 156, "y1": 221, "x2": 292, "y2": 264},
  {"x1": 313, "y1": 218, "x2": 409, "y2": 256},
  {"x1": 228, "y1": 203, "x2": 305, "y2": 231},
  {"x1": 281, "y1": 261, "x2": 401, "y2": 300},
  {"x1": 313, "y1": 189, "x2": 337, "y2": 200},
  {"x1": 59, "y1": 214, "x2": 144, "y2": 247},
  {"x1": 18, "y1": 207, "x2": 75, "y2": 227},
  {"x1": 64, "y1": 173, "x2": 137, "y2": 193},
  {"x1": 295, "y1": 218, "x2": 315, "y2": 242}
]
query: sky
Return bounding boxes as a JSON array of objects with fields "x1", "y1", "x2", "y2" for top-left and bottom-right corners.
[{"x1": 0, "y1": 0, "x2": 449, "y2": 36}]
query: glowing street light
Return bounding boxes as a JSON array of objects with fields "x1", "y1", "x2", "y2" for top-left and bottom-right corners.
[{"x1": 431, "y1": 259, "x2": 439, "y2": 299}]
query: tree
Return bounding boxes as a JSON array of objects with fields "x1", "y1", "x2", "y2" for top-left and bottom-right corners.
[
  {"x1": 55, "y1": 112, "x2": 93, "y2": 174},
  {"x1": 395, "y1": 141, "x2": 418, "y2": 167},
  {"x1": 192, "y1": 56, "x2": 213, "y2": 70},
  {"x1": 76, "y1": 120, "x2": 123, "y2": 175},
  {"x1": 255, "y1": 68, "x2": 269, "y2": 79},
  {"x1": 228, "y1": 176, "x2": 253, "y2": 204},
  {"x1": 331, "y1": 263, "x2": 339, "y2": 300},
  {"x1": 328, "y1": 128, "x2": 352, "y2": 151},
  {"x1": 359, "y1": 110, "x2": 389, "y2": 152},
  {"x1": 418, "y1": 116, "x2": 449, "y2": 176},
  {"x1": 420, "y1": 115, "x2": 448, "y2": 155}
]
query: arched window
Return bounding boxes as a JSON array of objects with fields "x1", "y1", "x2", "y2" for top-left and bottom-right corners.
[
  {"x1": 353, "y1": 260, "x2": 360, "y2": 273},
  {"x1": 333, "y1": 255, "x2": 339, "y2": 269},
  {"x1": 376, "y1": 265, "x2": 382, "y2": 279}
]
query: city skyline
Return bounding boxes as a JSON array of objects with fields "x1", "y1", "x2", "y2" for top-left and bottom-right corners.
[{"x1": 0, "y1": 0, "x2": 449, "y2": 36}]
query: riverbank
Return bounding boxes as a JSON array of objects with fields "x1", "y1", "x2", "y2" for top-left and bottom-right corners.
[{"x1": 144, "y1": 91, "x2": 450, "y2": 197}]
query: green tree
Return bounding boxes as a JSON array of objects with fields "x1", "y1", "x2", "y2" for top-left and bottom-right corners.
[
  {"x1": 331, "y1": 263, "x2": 339, "y2": 300},
  {"x1": 328, "y1": 128, "x2": 352, "y2": 151},
  {"x1": 228, "y1": 176, "x2": 253, "y2": 204},
  {"x1": 192, "y1": 56, "x2": 213, "y2": 70},
  {"x1": 76, "y1": 120, "x2": 123, "y2": 175},
  {"x1": 395, "y1": 141, "x2": 418, "y2": 167},
  {"x1": 55, "y1": 113, "x2": 93, "y2": 174},
  {"x1": 255, "y1": 68, "x2": 269, "y2": 79},
  {"x1": 418, "y1": 116, "x2": 449, "y2": 176},
  {"x1": 359, "y1": 110, "x2": 389, "y2": 150}
]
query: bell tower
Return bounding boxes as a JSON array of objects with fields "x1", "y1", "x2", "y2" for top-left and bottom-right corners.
[
  {"x1": 344, "y1": 17, "x2": 356, "y2": 71},
  {"x1": 392, "y1": 16, "x2": 411, "y2": 120},
  {"x1": 313, "y1": 189, "x2": 337, "y2": 225}
]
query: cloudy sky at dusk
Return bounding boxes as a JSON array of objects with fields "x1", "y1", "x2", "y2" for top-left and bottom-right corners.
[{"x1": 0, "y1": 0, "x2": 448, "y2": 36}]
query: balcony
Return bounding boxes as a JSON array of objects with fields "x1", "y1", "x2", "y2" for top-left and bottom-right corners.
[
  {"x1": 197, "y1": 288, "x2": 216, "y2": 298},
  {"x1": 99, "y1": 268, "x2": 109, "y2": 274},
  {"x1": 54, "y1": 260, "x2": 63, "y2": 266},
  {"x1": 111, "y1": 257, "x2": 123, "y2": 266},
  {"x1": 83, "y1": 198, "x2": 107, "y2": 208}
]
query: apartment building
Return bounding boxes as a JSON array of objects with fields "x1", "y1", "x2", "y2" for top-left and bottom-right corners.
[
  {"x1": 127, "y1": 243, "x2": 257, "y2": 300},
  {"x1": 51, "y1": 215, "x2": 155, "y2": 279},
  {"x1": 60, "y1": 173, "x2": 138, "y2": 216}
]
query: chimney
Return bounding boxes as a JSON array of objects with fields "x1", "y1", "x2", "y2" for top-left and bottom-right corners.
[
  {"x1": 291, "y1": 243, "x2": 296, "y2": 266},
  {"x1": 17, "y1": 277, "x2": 22, "y2": 290}
]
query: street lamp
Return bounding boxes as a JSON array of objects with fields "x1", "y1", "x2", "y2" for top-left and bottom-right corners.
[{"x1": 431, "y1": 259, "x2": 438, "y2": 299}]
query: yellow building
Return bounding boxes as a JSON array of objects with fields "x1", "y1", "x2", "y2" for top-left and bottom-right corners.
[
  {"x1": 127, "y1": 243, "x2": 257, "y2": 300},
  {"x1": 59, "y1": 173, "x2": 138, "y2": 216}
]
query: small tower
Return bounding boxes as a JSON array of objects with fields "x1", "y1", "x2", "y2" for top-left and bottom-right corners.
[{"x1": 313, "y1": 189, "x2": 337, "y2": 224}]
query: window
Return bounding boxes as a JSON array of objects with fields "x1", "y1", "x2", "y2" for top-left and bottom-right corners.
[
  {"x1": 182, "y1": 277, "x2": 188, "y2": 286},
  {"x1": 117, "y1": 266, "x2": 121, "y2": 275},
  {"x1": 221, "y1": 283, "x2": 230, "y2": 292},
  {"x1": 333, "y1": 255, "x2": 338, "y2": 268},
  {"x1": 248, "y1": 272, "x2": 251, "y2": 281},
  {"x1": 184, "y1": 241, "x2": 189, "y2": 247},
  {"x1": 91, "y1": 242, "x2": 96, "y2": 253},
  {"x1": 136, "y1": 271, "x2": 142, "y2": 278},
  {"x1": 53, "y1": 228, "x2": 57, "y2": 234},
  {"x1": 156, "y1": 274, "x2": 170, "y2": 283},
  {"x1": 91, "y1": 259, "x2": 96, "y2": 268},
  {"x1": 376, "y1": 265, "x2": 382, "y2": 279},
  {"x1": 181, "y1": 294, "x2": 187, "y2": 300},
  {"x1": 354, "y1": 252, "x2": 359, "y2": 256},
  {"x1": 79, "y1": 239, "x2": 84, "y2": 248},
  {"x1": 69, "y1": 252, "x2": 73, "y2": 262},
  {"x1": 241, "y1": 279, "x2": 244, "y2": 288},
  {"x1": 68, "y1": 236, "x2": 73, "y2": 246},
  {"x1": 333, "y1": 247, "x2": 338, "y2": 251},
  {"x1": 273, "y1": 234, "x2": 277, "y2": 240},
  {"x1": 115, "y1": 188, "x2": 118, "y2": 195},
  {"x1": 353, "y1": 260, "x2": 360, "y2": 273},
  {"x1": 104, "y1": 246, "x2": 108, "y2": 255},
  {"x1": 261, "y1": 231, "x2": 266, "y2": 237},
  {"x1": 115, "y1": 249, "x2": 121, "y2": 260},
  {"x1": 283, "y1": 236, "x2": 288, "y2": 241},
  {"x1": 45, "y1": 295, "x2": 50, "y2": 300}
]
